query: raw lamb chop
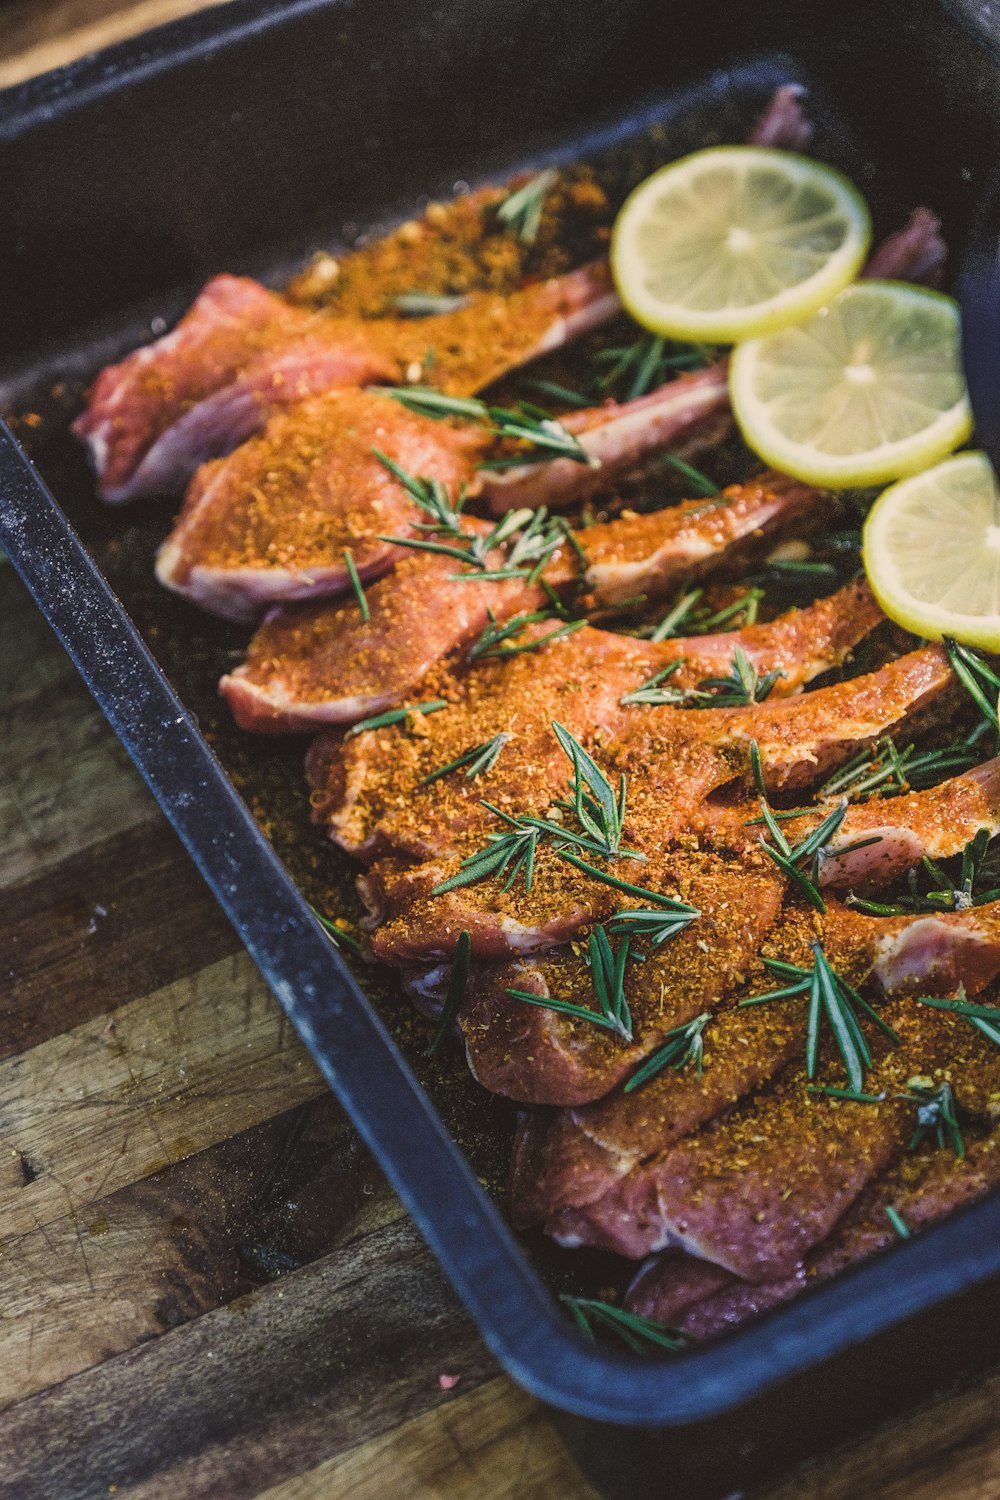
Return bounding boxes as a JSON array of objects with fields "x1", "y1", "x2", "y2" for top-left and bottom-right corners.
[
  {"x1": 219, "y1": 475, "x2": 844, "y2": 728},
  {"x1": 75, "y1": 263, "x2": 618, "y2": 503}
]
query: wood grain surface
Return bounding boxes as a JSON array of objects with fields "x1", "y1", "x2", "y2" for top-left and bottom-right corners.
[{"x1": 3, "y1": 6, "x2": 1000, "y2": 1499}]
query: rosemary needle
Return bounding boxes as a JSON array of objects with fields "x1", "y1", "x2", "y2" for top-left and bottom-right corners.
[
  {"x1": 419, "y1": 732, "x2": 511, "y2": 787},
  {"x1": 311, "y1": 906, "x2": 362, "y2": 953},
  {"x1": 623, "y1": 1012, "x2": 710, "y2": 1092},
  {"x1": 425, "y1": 930, "x2": 472, "y2": 1056},
  {"x1": 560, "y1": 1295, "x2": 688, "y2": 1354},
  {"x1": 886, "y1": 1206, "x2": 911, "y2": 1239},
  {"x1": 342, "y1": 547, "x2": 370, "y2": 623},
  {"x1": 349, "y1": 699, "x2": 449, "y2": 735},
  {"x1": 496, "y1": 169, "x2": 557, "y2": 244}
]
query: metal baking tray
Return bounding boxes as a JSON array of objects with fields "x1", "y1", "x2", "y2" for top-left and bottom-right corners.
[{"x1": 4, "y1": 2, "x2": 1000, "y2": 1494}]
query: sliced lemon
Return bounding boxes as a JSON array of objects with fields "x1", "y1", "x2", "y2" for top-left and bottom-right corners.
[
  {"x1": 730, "y1": 281, "x2": 972, "y2": 487},
  {"x1": 863, "y1": 452, "x2": 1000, "y2": 649},
  {"x1": 610, "y1": 146, "x2": 871, "y2": 343}
]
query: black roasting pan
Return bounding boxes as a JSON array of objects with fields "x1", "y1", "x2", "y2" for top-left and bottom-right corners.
[{"x1": 4, "y1": 2, "x2": 1000, "y2": 1495}]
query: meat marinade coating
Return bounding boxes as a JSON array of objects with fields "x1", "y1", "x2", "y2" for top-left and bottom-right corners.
[
  {"x1": 155, "y1": 388, "x2": 485, "y2": 621},
  {"x1": 541, "y1": 987, "x2": 1000, "y2": 1278},
  {"x1": 509, "y1": 758, "x2": 1000, "y2": 1211},
  {"x1": 511, "y1": 899, "x2": 1000, "y2": 1269},
  {"x1": 451, "y1": 854, "x2": 787, "y2": 1104},
  {"x1": 75, "y1": 83, "x2": 821, "y2": 506},
  {"x1": 331, "y1": 647, "x2": 955, "y2": 965},
  {"x1": 163, "y1": 365, "x2": 752, "y2": 622},
  {"x1": 75, "y1": 262, "x2": 619, "y2": 504},
  {"x1": 627, "y1": 1130, "x2": 1000, "y2": 1337},
  {"x1": 305, "y1": 572, "x2": 882, "y2": 863},
  {"x1": 220, "y1": 473, "x2": 835, "y2": 723},
  {"x1": 219, "y1": 534, "x2": 544, "y2": 733}
]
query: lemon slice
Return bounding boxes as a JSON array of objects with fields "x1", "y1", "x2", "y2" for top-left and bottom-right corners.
[
  {"x1": 610, "y1": 146, "x2": 871, "y2": 343},
  {"x1": 730, "y1": 281, "x2": 972, "y2": 487},
  {"x1": 863, "y1": 452, "x2": 1000, "y2": 649}
]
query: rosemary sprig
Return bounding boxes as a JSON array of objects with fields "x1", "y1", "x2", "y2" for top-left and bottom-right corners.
[
  {"x1": 945, "y1": 637, "x2": 1000, "y2": 735},
  {"x1": 750, "y1": 738, "x2": 766, "y2": 796},
  {"x1": 696, "y1": 645, "x2": 782, "y2": 708},
  {"x1": 695, "y1": 590, "x2": 765, "y2": 634},
  {"x1": 519, "y1": 376, "x2": 592, "y2": 409},
  {"x1": 846, "y1": 828, "x2": 1000, "y2": 917},
  {"x1": 430, "y1": 727, "x2": 643, "y2": 897},
  {"x1": 342, "y1": 547, "x2": 370, "y2": 623},
  {"x1": 619, "y1": 661, "x2": 700, "y2": 708},
  {"x1": 469, "y1": 608, "x2": 585, "y2": 661},
  {"x1": 507, "y1": 926, "x2": 634, "y2": 1041},
  {"x1": 623, "y1": 1012, "x2": 711, "y2": 1092},
  {"x1": 808, "y1": 1085, "x2": 886, "y2": 1102},
  {"x1": 648, "y1": 588, "x2": 703, "y2": 642},
  {"x1": 504, "y1": 509, "x2": 572, "y2": 575},
  {"x1": 557, "y1": 850, "x2": 699, "y2": 913},
  {"x1": 757, "y1": 800, "x2": 864, "y2": 915},
  {"x1": 349, "y1": 699, "x2": 448, "y2": 736},
  {"x1": 766, "y1": 559, "x2": 840, "y2": 584},
  {"x1": 643, "y1": 587, "x2": 763, "y2": 643},
  {"x1": 886, "y1": 1206, "x2": 911, "y2": 1239},
  {"x1": 482, "y1": 403, "x2": 597, "y2": 466},
  {"x1": 592, "y1": 333, "x2": 714, "y2": 401},
  {"x1": 392, "y1": 290, "x2": 471, "y2": 316},
  {"x1": 693, "y1": 589, "x2": 764, "y2": 634},
  {"x1": 372, "y1": 448, "x2": 468, "y2": 535},
  {"x1": 606, "y1": 900, "x2": 700, "y2": 949},
  {"x1": 375, "y1": 456, "x2": 569, "y2": 582},
  {"x1": 656, "y1": 452, "x2": 719, "y2": 497},
  {"x1": 619, "y1": 644, "x2": 781, "y2": 711},
  {"x1": 916, "y1": 987, "x2": 1000, "y2": 1048},
  {"x1": 552, "y1": 721, "x2": 634, "y2": 859},
  {"x1": 424, "y1": 930, "x2": 472, "y2": 1056},
  {"x1": 587, "y1": 926, "x2": 634, "y2": 1040},
  {"x1": 496, "y1": 169, "x2": 557, "y2": 244},
  {"x1": 817, "y1": 734, "x2": 984, "y2": 803},
  {"x1": 432, "y1": 803, "x2": 541, "y2": 895},
  {"x1": 739, "y1": 944, "x2": 900, "y2": 1091},
  {"x1": 419, "y1": 732, "x2": 511, "y2": 787},
  {"x1": 561, "y1": 1294, "x2": 688, "y2": 1355},
  {"x1": 900, "y1": 1077, "x2": 965, "y2": 1159},
  {"x1": 381, "y1": 385, "x2": 595, "y2": 466}
]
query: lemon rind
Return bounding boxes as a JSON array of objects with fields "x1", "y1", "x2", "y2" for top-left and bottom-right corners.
[
  {"x1": 863, "y1": 453, "x2": 1000, "y2": 650},
  {"x1": 611, "y1": 146, "x2": 872, "y2": 344}
]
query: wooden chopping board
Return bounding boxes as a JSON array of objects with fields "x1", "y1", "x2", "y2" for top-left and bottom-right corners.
[{"x1": 4, "y1": 7, "x2": 1000, "y2": 1499}]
